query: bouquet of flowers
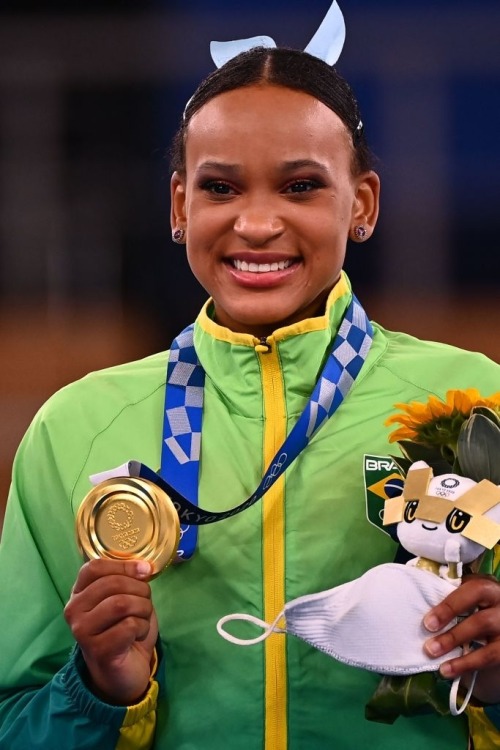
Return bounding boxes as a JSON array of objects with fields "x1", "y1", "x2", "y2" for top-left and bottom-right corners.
[
  {"x1": 365, "y1": 388, "x2": 500, "y2": 725},
  {"x1": 385, "y1": 388, "x2": 500, "y2": 484}
]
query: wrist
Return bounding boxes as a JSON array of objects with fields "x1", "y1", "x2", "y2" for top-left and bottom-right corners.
[{"x1": 81, "y1": 652, "x2": 152, "y2": 706}]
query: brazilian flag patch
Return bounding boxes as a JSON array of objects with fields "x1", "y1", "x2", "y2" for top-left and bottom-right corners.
[{"x1": 363, "y1": 454, "x2": 404, "y2": 536}]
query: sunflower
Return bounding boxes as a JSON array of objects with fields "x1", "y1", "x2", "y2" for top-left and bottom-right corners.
[{"x1": 385, "y1": 388, "x2": 500, "y2": 452}]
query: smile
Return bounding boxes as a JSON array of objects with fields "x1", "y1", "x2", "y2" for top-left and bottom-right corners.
[
  {"x1": 232, "y1": 259, "x2": 293, "y2": 273},
  {"x1": 422, "y1": 523, "x2": 438, "y2": 531}
]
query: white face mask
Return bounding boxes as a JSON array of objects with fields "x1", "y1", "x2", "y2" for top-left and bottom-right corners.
[
  {"x1": 217, "y1": 562, "x2": 476, "y2": 716},
  {"x1": 218, "y1": 563, "x2": 461, "y2": 675}
]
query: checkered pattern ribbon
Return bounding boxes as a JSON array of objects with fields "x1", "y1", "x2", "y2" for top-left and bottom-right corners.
[
  {"x1": 158, "y1": 295, "x2": 373, "y2": 560},
  {"x1": 164, "y1": 327, "x2": 204, "y2": 476}
]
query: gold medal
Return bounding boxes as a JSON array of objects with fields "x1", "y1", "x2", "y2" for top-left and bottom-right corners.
[{"x1": 76, "y1": 477, "x2": 180, "y2": 577}]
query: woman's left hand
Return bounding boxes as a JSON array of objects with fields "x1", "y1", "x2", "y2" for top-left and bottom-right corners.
[{"x1": 423, "y1": 574, "x2": 500, "y2": 703}]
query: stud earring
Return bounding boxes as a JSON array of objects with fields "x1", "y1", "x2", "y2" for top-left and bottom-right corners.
[
  {"x1": 353, "y1": 225, "x2": 367, "y2": 241},
  {"x1": 172, "y1": 228, "x2": 186, "y2": 244}
]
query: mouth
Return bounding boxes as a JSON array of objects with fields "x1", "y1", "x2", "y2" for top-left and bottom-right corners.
[
  {"x1": 422, "y1": 523, "x2": 438, "y2": 531},
  {"x1": 230, "y1": 258, "x2": 296, "y2": 274}
]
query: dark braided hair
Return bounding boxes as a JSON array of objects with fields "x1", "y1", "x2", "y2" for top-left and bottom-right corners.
[{"x1": 170, "y1": 46, "x2": 374, "y2": 176}]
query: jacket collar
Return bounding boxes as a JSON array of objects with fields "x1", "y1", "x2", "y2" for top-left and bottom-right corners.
[
  {"x1": 196, "y1": 272, "x2": 351, "y2": 346},
  {"x1": 192, "y1": 273, "x2": 355, "y2": 417}
]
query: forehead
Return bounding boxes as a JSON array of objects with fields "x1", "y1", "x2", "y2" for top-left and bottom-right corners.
[{"x1": 185, "y1": 84, "x2": 352, "y2": 166}]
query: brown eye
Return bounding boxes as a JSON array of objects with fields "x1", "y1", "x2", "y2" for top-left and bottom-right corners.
[
  {"x1": 200, "y1": 179, "x2": 236, "y2": 197},
  {"x1": 404, "y1": 500, "x2": 419, "y2": 523},
  {"x1": 285, "y1": 179, "x2": 321, "y2": 193},
  {"x1": 446, "y1": 508, "x2": 471, "y2": 534}
]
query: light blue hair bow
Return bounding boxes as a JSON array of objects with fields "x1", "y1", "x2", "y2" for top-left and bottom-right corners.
[{"x1": 210, "y1": 1, "x2": 345, "y2": 69}]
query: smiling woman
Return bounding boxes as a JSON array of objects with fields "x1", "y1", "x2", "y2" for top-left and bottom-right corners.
[
  {"x1": 2, "y1": 4, "x2": 500, "y2": 750},
  {"x1": 168, "y1": 45, "x2": 378, "y2": 338}
]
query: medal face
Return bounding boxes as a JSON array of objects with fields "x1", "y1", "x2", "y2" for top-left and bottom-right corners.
[{"x1": 76, "y1": 477, "x2": 180, "y2": 577}]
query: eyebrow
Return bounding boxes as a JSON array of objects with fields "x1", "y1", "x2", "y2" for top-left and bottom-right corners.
[
  {"x1": 195, "y1": 161, "x2": 242, "y2": 177},
  {"x1": 195, "y1": 159, "x2": 330, "y2": 176},
  {"x1": 278, "y1": 159, "x2": 330, "y2": 175}
]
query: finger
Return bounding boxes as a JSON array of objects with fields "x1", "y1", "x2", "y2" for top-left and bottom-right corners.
[
  {"x1": 90, "y1": 594, "x2": 154, "y2": 636},
  {"x1": 81, "y1": 615, "x2": 153, "y2": 664},
  {"x1": 424, "y1": 606, "x2": 500, "y2": 659},
  {"x1": 69, "y1": 593, "x2": 153, "y2": 640},
  {"x1": 437, "y1": 640, "x2": 500, "y2": 681},
  {"x1": 72, "y1": 558, "x2": 152, "y2": 594},
  {"x1": 423, "y1": 577, "x2": 500, "y2": 632},
  {"x1": 67, "y1": 574, "x2": 151, "y2": 615}
]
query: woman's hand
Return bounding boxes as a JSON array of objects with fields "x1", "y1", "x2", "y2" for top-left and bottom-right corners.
[
  {"x1": 423, "y1": 574, "x2": 500, "y2": 703},
  {"x1": 64, "y1": 558, "x2": 158, "y2": 706}
]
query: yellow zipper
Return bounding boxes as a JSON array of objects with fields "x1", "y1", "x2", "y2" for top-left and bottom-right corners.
[{"x1": 257, "y1": 336, "x2": 287, "y2": 750}]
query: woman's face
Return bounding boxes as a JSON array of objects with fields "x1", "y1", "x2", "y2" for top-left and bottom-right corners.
[{"x1": 171, "y1": 83, "x2": 379, "y2": 337}]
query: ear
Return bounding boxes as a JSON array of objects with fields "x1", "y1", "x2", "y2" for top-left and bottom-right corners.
[
  {"x1": 170, "y1": 171, "x2": 187, "y2": 232},
  {"x1": 350, "y1": 170, "x2": 380, "y2": 239}
]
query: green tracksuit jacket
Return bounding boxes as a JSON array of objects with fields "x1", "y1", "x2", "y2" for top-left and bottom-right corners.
[{"x1": 1, "y1": 274, "x2": 500, "y2": 749}]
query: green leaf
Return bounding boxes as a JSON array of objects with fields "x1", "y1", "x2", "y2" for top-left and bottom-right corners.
[
  {"x1": 458, "y1": 413, "x2": 500, "y2": 483},
  {"x1": 470, "y1": 405, "x2": 500, "y2": 428},
  {"x1": 397, "y1": 440, "x2": 453, "y2": 475},
  {"x1": 365, "y1": 673, "x2": 450, "y2": 724},
  {"x1": 389, "y1": 455, "x2": 412, "y2": 477}
]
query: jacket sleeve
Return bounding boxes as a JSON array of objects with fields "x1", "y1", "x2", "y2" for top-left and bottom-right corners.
[
  {"x1": 0, "y1": 648, "x2": 159, "y2": 750},
  {"x1": 0, "y1": 400, "x2": 159, "y2": 750}
]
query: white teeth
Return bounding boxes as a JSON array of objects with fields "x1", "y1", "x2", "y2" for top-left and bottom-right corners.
[{"x1": 233, "y1": 259, "x2": 292, "y2": 273}]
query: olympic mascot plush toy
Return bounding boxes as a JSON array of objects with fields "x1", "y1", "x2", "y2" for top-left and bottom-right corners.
[{"x1": 384, "y1": 460, "x2": 500, "y2": 583}]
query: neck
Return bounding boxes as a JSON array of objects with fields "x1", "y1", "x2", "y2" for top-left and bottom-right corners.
[{"x1": 212, "y1": 289, "x2": 335, "y2": 339}]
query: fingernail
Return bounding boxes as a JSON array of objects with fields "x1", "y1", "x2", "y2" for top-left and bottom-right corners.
[
  {"x1": 136, "y1": 561, "x2": 151, "y2": 577},
  {"x1": 440, "y1": 662, "x2": 453, "y2": 678},
  {"x1": 423, "y1": 614, "x2": 440, "y2": 632},
  {"x1": 425, "y1": 639, "x2": 442, "y2": 657}
]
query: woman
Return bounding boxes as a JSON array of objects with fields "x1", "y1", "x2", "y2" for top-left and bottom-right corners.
[{"x1": 1, "y1": 19, "x2": 500, "y2": 750}]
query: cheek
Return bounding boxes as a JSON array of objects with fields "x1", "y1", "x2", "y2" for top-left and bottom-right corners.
[
  {"x1": 311, "y1": 210, "x2": 352, "y2": 248},
  {"x1": 396, "y1": 523, "x2": 416, "y2": 551},
  {"x1": 187, "y1": 205, "x2": 230, "y2": 243},
  {"x1": 458, "y1": 538, "x2": 484, "y2": 564},
  {"x1": 185, "y1": 240, "x2": 210, "y2": 281}
]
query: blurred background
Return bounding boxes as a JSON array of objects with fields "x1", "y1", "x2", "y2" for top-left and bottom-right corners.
[{"x1": 1, "y1": 0, "x2": 500, "y2": 525}]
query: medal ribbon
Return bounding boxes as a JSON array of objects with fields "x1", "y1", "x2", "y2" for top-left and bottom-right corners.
[{"x1": 151, "y1": 295, "x2": 372, "y2": 559}]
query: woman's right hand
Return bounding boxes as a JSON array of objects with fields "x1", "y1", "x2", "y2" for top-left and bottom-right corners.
[{"x1": 64, "y1": 558, "x2": 158, "y2": 706}]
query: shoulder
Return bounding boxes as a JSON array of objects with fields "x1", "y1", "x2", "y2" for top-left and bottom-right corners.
[
  {"x1": 25, "y1": 350, "x2": 169, "y2": 446},
  {"x1": 370, "y1": 323, "x2": 500, "y2": 396},
  {"x1": 13, "y1": 350, "x2": 170, "y2": 506}
]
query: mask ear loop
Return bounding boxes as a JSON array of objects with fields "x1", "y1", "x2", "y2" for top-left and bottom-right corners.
[
  {"x1": 217, "y1": 611, "x2": 285, "y2": 646},
  {"x1": 448, "y1": 619, "x2": 482, "y2": 716},
  {"x1": 449, "y1": 670, "x2": 478, "y2": 716}
]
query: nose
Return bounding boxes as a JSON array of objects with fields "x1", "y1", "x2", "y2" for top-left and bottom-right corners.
[{"x1": 233, "y1": 201, "x2": 285, "y2": 246}]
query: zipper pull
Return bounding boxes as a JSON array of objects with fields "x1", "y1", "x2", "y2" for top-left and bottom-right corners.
[{"x1": 255, "y1": 336, "x2": 272, "y2": 354}]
